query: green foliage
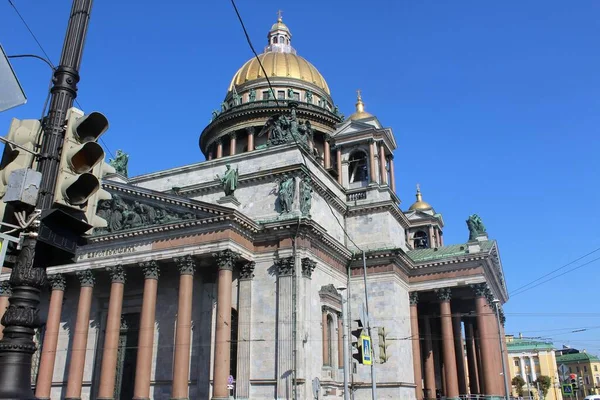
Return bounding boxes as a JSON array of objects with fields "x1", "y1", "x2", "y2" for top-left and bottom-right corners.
[
  {"x1": 535, "y1": 375, "x2": 552, "y2": 399},
  {"x1": 512, "y1": 375, "x2": 526, "y2": 396}
]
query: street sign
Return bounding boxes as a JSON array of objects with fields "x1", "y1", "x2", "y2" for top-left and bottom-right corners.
[
  {"x1": 559, "y1": 364, "x2": 569, "y2": 380},
  {"x1": 361, "y1": 334, "x2": 372, "y2": 365},
  {"x1": 562, "y1": 384, "x2": 573, "y2": 396},
  {"x1": 0, "y1": 44, "x2": 27, "y2": 113}
]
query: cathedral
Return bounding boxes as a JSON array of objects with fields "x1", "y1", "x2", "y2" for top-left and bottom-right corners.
[{"x1": 0, "y1": 16, "x2": 509, "y2": 400}]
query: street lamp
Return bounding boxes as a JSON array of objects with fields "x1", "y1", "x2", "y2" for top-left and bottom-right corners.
[
  {"x1": 337, "y1": 287, "x2": 350, "y2": 400},
  {"x1": 493, "y1": 299, "x2": 511, "y2": 400}
]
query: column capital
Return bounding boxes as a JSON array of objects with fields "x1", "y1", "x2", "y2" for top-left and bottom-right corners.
[
  {"x1": 324, "y1": 133, "x2": 332, "y2": 142},
  {"x1": 470, "y1": 283, "x2": 490, "y2": 298},
  {"x1": 301, "y1": 257, "x2": 316, "y2": 278},
  {"x1": 0, "y1": 280, "x2": 12, "y2": 297},
  {"x1": 435, "y1": 287, "x2": 452, "y2": 302},
  {"x1": 48, "y1": 274, "x2": 66, "y2": 291},
  {"x1": 213, "y1": 249, "x2": 240, "y2": 271},
  {"x1": 239, "y1": 261, "x2": 255, "y2": 280},
  {"x1": 216, "y1": 137, "x2": 223, "y2": 145},
  {"x1": 409, "y1": 291, "x2": 419, "y2": 305},
  {"x1": 106, "y1": 265, "x2": 126, "y2": 283},
  {"x1": 275, "y1": 257, "x2": 294, "y2": 276},
  {"x1": 76, "y1": 269, "x2": 95, "y2": 287},
  {"x1": 229, "y1": 132, "x2": 237, "y2": 139},
  {"x1": 174, "y1": 255, "x2": 196, "y2": 276},
  {"x1": 140, "y1": 260, "x2": 160, "y2": 280},
  {"x1": 245, "y1": 126, "x2": 255, "y2": 135}
]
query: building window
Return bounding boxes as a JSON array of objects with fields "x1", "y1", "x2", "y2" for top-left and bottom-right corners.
[
  {"x1": 277, "y1": 90, "x2": 285, "y2": 100},
  {"x1": 569, "y1": 367, "x2": 572, "y2": 373},
  {"x1": 576, "y1": 366, "x2": 580, "y2": 372},
  {"x1": 293, "y1": 92, "x2": 300, "y2": 101},
  {"x1": 262, "y1": 91, "x2": 270, "y2": 100},
  {"x1": 348, "y1": 151, "x2": 369, "y2": 183},
  {"x1": 324, "y1": 314, "x2": 334, "y2": 367},
  {"x1": 596, "y1": 376, "x2": 600, "y2": 384},
  {"x1": 414, "y1": 231, "x2": 429, "y2": 249},
  {"x1": 584, "y1": 365, "x2": 588, "y2": 372},
  {"x1": 595, "y1": 365, "x2": 598, "y2": 372},
  {"x1": 514, "y1": 359, "x2": 520, "y2": 367},
  {"x1": 273, "y1": 37, "x2": 278, "y2": 44},
  {"x1": 585, "y1": 375, "x2": 590, "y2": 385}
]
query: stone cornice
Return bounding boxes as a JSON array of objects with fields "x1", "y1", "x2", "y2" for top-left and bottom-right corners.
[
  {"x1": 332, "y1": 128, "x2": 396, "y2": 154},
  {"x1": 347, "y1": 199, "x2": 410, "y2": 229}
]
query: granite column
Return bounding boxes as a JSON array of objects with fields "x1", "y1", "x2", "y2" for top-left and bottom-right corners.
[
  {"x1": 423, "y1": 315, "x2": 436, "y2": 400},
  {"x1": 473, "y1": 284, "x2": 501, "y2": 396},
  {"x1": 336, "y1": 147, "x2": 343, "y2": 185},
  {"x1": 133, "y1": 261, "x2": 160, "y2": 400},
  {"x1": 389, "y1": 156, "x2": 396, "y2": 192},
  {"x1": 276, "y1": 256, "x2": 295, "y2": 398},
  {"x1": 65, "y1": 270, "x2": 95, "y2": 400},
  {"x1": 368, "y1": 140, "x2": 376, "y2": 183},
  {"x1": 171, "y1": 256, "x2": 196, "y2": 400},
  {"x1": 212, "y1": 250, "x2": 238, "y2": 400},
  {"x1": 465, "y1": 319, "x2": 480, "y2": 394},
  {"x1": 436, "y1": 288, "x2": 459, "y2": 400},
  {"x1": 246, "y1": 127, "x2": 254, "y2": 152},
  {"x1": 229, "y1": 133, "x2": 237, "y2": 156},
  {"x1": 324, "y1": 137, "x2": 331, "y2": 169},
  {"x1": 35, "y1": 275, "x2": 66, "y2": 400},
  {"x1": 97, "y1": 266, "x2": 126, "y2": 400},
  {"x1": 452, "y1": 315, "x2": 468, "y2": 395},
  {"x1": 379, "y1": 143, "x2": 387, "y2": 185}
]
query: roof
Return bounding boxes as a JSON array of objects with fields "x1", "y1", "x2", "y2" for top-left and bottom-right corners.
[
  {"x1": 407, "y1": 240, "x2": 495, "y2": 263},
  {"x1": 556, "y1": 353, "x2": 600, "y2": 363},
  {"x1": 507, "y1": 339, "x2": 555, "y2": 352}
]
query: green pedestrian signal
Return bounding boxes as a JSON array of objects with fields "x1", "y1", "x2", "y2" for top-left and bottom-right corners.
[{"x1": 561, "y1": 384, "x2": 573, "y2": 396}]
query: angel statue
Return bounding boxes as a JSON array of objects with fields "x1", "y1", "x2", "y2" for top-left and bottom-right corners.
[
  {"x1": 109, "y1": 150, "x2": 129, "y2": 177},
  {"x1": 466, "y1": 214, "x2": 487, "y2": 241}
]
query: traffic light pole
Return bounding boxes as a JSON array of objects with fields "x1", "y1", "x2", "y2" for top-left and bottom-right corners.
[
  {"x1": 0, "y1": 0, "x2": 93, "y2": 398},
  {"x1": 361, "y1": 251, "x2": 377, "y2": 400}
]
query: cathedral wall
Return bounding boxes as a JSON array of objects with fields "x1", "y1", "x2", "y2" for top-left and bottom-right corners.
[
  {"x1": 345, "y1": 211, "x2": 407, "y2": 251},
  {"x1": 349, "y1": 274, "x2": 416, "y2": 400}
]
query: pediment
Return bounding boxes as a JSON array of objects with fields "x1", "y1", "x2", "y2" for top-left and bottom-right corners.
[
  {"x1": 92, "y1": 181, "x2": 235, "y2": 236},
  {"x1": 333, "y1": 119, "x2": 379, "y2": 136}
]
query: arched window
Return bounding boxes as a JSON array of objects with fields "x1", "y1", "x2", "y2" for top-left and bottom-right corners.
[
  {"x1": 326, "y1": 314, "x2": 334, "y2": 366},
  {"x1": 273, "y1": 37, "x2": 278, "y2": 44},
  {"x1": 414, "y1": 231, "x2": 429, "y2": 249},
  {"x1": 280, "y1": 36, "x2": 284, "y2": 43},
  {"x1": 348, "y1": 151, "x2": 369, "y2": 183}
]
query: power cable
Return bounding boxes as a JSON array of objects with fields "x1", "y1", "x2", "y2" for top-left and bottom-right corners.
[
  {"x1": 509, "y1": 246, "x2": 600, "y2": 295},
  {"x1": 7, "y1": 0, "x2": 55, "y2": 69},
  {"x1": 510, "y1": 254, "x2": 600, "y2": 297},
  {"x1": 229, "y1": 0, "x2": 363, "y2": 252}
]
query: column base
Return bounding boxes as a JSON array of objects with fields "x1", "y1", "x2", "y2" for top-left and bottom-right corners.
[
  {"x1": 170, "y1": 398, "x2": 190, "y2": 400},
  {"x1": 65, "y1": 398, "x2": 81, "y2": 400},
  {"x1": 133, "y1": 398, "x2": 150, "y2": 400},
  {"x1": 96, "y1": 398, "x2": 115, "y2": 400},
  {"x1": 211, "y1": 397, "x2": 230, "y2": 400}
]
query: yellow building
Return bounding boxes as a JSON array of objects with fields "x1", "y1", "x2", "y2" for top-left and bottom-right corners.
[
  {"x1": 506, "y1": 335, "x2": 562, "y2": 400},
  {"x1": 555, "y1": 351, "x2": 600, "y2": 397}
]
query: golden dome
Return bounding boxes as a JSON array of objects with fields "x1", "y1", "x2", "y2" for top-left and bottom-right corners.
[
  {"x1": 409, "y1": 184, "x2": 434, "y2": 211},
  {"x1": 229, "y1": 52, "x2": 330, "y2": 94},
  {"x1": 348, "y1": 90, "x2": 374, "y2": 120},
  {"x1": 271, "y1": 21, "x2": 290, "y2": 32}
]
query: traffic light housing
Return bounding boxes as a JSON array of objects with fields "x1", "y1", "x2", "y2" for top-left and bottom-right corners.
[
  {"x1": 84, "y1": 160, "x2": 115, "y2": 232},
  {"x1": 54, "y1": 107, "x2": 108, "y2": 209},
  {"x1": 0, "y1": 118, "x2": 40, "y2": 220},
  {"x1": 570, "y1": 374, "x2": 578, "y2": 389}
]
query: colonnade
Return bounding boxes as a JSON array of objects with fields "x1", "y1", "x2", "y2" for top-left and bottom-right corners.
[
  {"x1": 410, "y1": 284, "x2": 506, "y2": 400},
  {"x1": 207, "y1": 131, "x2": 397, "y2": 193},
  {"x1": 27, "y1": 250, "x2": 240, "y2": 400}
]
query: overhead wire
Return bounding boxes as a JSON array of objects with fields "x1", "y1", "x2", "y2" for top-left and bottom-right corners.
[
  {"x1": 228, "y1": 0, "x2": 363, "y2": 252},
  {"x1": 509, "y1": 246, "x2": 600, "y2": 295}
]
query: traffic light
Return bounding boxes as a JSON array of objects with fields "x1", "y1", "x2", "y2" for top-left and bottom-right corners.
[
  {"x1": 84, "y1": 160, "x2": 115, "y2": 231},
  {"x1": 570, "y1": 374, "x2": 578, "y2": 389},
  {"x1": 351, "y1": 323, "x2": 365, "y2": 364},
  {"x1": 54, "y1": 107, "x2": 108, "y2": 210},
  {"x1": 0, "y1": 118, "x2": 41, "y2": 219},
  {"x1": 578, "y1": 376, "x2": 584, "y2": 387}
]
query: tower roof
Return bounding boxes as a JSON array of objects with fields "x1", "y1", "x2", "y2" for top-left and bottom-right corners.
[
  {"x1": 408, "y1": 184, "x2": 434, "y2": 211},
  {"x1": 348, "y1": 90, "x2": 374, "y2": 120}
]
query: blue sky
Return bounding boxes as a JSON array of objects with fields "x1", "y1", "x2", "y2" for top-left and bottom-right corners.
[{"x1": 2, "y1": 1, "x2": 600, "y2": 354}]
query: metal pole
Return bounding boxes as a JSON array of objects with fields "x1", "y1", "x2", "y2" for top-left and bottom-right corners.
[
  {"x1": 0, "y1": 1, "x2": 93, "y2": 398},
  {"x1": 362, "y1": 251, "x2": 377, "y2": 400},
  {"x1": 341, "y1": 290, "x2": 350, "y2": 400},
  {"x1": 493, "y1": 300, "x2": 510, "y2": 400}
]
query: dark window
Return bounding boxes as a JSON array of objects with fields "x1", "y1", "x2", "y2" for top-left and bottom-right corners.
[
  {"x1": 584, "y1": 365, "x2": 588, "y2": 372},
  {"x1": 230, "y1": 308, "x2": 238, "y2": 379},
  {"x1": 326, "y1": 315, "x2": 334, "y2": 366},
  {"x1": 277, "y1": 91, "x2": 285, "y2": 100},
  {"x1": 514, "y1": 359, "x2": 519, "y2": 367},
  {"x1": 293, "y1": 92, "x2": 300, "y2": 101},
  {"x1": 414, "y1": 231, "x2": 429, "y2": 249},
  {"x1": 348, "y1": 151, "x2": 368, "y2": 183},
  {"x1": 262, "y1": 91, "x2": 270, "y2": 100},
  {"x1": 273, "y1": 37, "x2": 278, "y2": 44}
]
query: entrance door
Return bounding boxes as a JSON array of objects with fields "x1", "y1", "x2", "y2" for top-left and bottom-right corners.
[{"x1": 114, "y1": 313, "x2": 139, "y2": 400}]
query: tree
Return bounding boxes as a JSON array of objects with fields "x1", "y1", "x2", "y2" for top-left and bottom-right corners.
[
  {"x1": 535, "y1": 375, "x2": 552, "y2": 400},
  {"x1": 512, "y1": 375, "x2": 526, "y2": 396}
]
